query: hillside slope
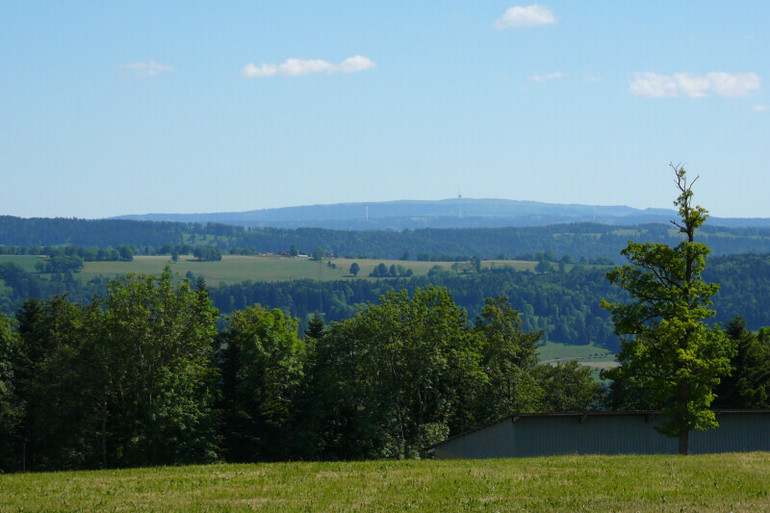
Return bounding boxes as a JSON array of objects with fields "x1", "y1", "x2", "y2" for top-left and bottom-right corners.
[{"x1": 114, "y1": 197, "x2": 767, "y2": 229}]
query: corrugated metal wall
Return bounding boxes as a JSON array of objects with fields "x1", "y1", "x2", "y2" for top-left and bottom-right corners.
[
  {"x1": 432, "y1": 411, "x2": 770, "y2": 459},
  {"x1": 691, "y1": 412, "x2": 770, "y2": 453}
]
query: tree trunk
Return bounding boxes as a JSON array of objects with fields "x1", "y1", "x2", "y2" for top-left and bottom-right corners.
[
  {"x1": 101, "y1": 399, "x2": 108, "y2": 468},
  {"x1": 678, "y1": 379, "x2": 689, "y2": 455},
  {"x1": 678, "y1": 429, "x2": 689, "y2": 455}
]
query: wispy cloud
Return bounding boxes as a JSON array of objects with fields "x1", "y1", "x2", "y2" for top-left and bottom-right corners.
[
  {"x1": 531, "y1": 72, "x2": 564, "y2": 82},
  {"x1": 754, "y1": 105, "x2": 769, "y2": 112},
  {"x1": 118, "y1": 59, "x2": 174, "y2": 78},
  {"x1": 630, "y1": 72, "x2": 760, "y2": 98},
  {"x1": 241, "y1": 55, "x2": 375, "y2": 78},
  {"x1": 495, "y1": 5, "x2": 556, "y2": 29}
]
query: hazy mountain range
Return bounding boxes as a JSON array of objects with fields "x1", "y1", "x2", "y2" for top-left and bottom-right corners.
[{"x1": 114, "y1": 198, "x2": 770, "y2": 230}]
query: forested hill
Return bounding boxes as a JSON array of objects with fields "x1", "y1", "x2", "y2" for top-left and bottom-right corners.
[
  {"x1": 4, "y1": 216, "x2": 770, "y2": 261},
  {"x1": 113, "y1": 198, "x2": 770, "y2": 230},
  {"x1": 0, "y1": 216, "x2": 189, "y2": 248}
]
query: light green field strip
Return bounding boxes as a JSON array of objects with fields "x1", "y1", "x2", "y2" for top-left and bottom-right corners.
[
  {"x1": 0, "y1": 254, "x2": 44, "y2": 272},
  {"x1": 76, "y1": 256, "x2": 536, "y2": 286},
  {"x1": 1, "y1": 453, "x2": 769, "y2": 512}
]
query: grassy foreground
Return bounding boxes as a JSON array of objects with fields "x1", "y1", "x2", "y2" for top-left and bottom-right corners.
[{"x1": 1, "y1": 453, "x2": 769, "y2": 512}]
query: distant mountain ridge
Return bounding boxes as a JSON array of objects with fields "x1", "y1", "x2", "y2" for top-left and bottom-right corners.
[{"x1": 114, "y1": 198, "x2": 769, "y2": 230}]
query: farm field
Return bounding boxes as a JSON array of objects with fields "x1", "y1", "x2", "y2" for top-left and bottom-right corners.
[
  {"x1": 0, "y1": 254, "x2": 44, "y2": 273},
  {"x1": 538, "y1": 341, "x2": 618, "y2": 372},
  {"x1": 1, "y1": 453, "x2": 769, "y2": 512},
  {"x1": 75, "y1": 255, "x2": 537, "y2": 286}
]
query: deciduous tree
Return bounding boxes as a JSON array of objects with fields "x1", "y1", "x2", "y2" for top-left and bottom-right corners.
[
  {"x1": 103, "y1": 268, "x2": 220, "y2": 466},
  {"x1": 533, "y1": 361, "x2": 603, "y2": 412},
  {"x1": 216, "y1": 305, "x2": 306, "y2": 461},
  {"x1": 473, "y1": 297, "x2": 543, "y2": 421},
  {"x1": 308, "y1": 287, "x2": 484, "y2": 459},
  {"x1": 601, "y1": 165, "x2": 734, "y2": 454}
]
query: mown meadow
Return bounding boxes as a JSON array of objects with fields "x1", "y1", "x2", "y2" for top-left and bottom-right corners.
[
  {"x1": 74, "y1": 255, "x2": 538, "y2": 286},
  {"x1": 1, "y1": 453, "x2": 769, "y2": 512},
  {"x1": 536, "y1": 341, "x2": 618, "y2": 376}
]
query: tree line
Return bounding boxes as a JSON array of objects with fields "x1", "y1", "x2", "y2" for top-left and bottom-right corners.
[
  {"x1": 0, "y1": 271, "x2": 603, "y2": 472},
  {"x1": 5, "y1": 216, "x2": 770, "y2": 262},
  {"x1": 2, "y1": 271, "x2": 768, "y2": 470}
]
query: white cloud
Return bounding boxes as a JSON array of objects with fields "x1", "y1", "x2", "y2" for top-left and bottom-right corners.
[
  {"x1": 119, "y1": 59, "x2": 174, "y2": 78},
  {"x1": 241, "y1": 55, "x2": 375, "y2": 78},
  {"x1": 754, "y1": 105, "x2": 769, "y2": 112},
  {"x1": 629, "y1": 73, "x2": 680, "y2": 97},
  {"x1": 673, "y1": 73, "x2": 711, "y2": 98},
  {"x1": 707, "y1": 72, "x2": 761, "y2": 97},
  {"x1": 338, "y1": 55, "x2": 376, "y2": 73},
  {"x1": 531, "y1": 72, "x2": 564, "y2": 82},
  {"x1": 495, "y1": 5, "x2": 556, "y2": 29},
  {"x1": 630, "y1": 72, "x2": 760, "y2": 98}
]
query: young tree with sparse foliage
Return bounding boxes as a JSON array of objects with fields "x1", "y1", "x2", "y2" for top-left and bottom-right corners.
[{"x1": 601, "y1": 165, "x2": 734, "y2": 455}]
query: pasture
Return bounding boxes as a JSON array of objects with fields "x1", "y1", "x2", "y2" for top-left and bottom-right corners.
[
  {"x1": 538, "y1": 341, "x2": 618, "y2": 372},
  {"x1": 1, "y1": 453, "x2": 768, "y2": 512},
  {"x1": 0, "y1": 254, "x2": 43, "y2": 272},
  {"x1": 76, "y1": 255, "x2": 537, "y2": 286},
  {"x1": 0, "y1": 253, "x2": 541, "y2": 287}
]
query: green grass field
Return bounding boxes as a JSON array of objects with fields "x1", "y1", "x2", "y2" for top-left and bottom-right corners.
[
  {"x1": 74, "y1": 256, "x2": 537, "y2": 286},
  {"x1": 1, "y1": 453, "x2": 768, "y2": 512},
  {"x1": 483, "y1": 259, "x2": 537, "y2": 272},
  {"x1": 0, "y1": 254, "x2": 44, "y2": 272},
  {"x1": 79, "y1": 256, "x2": 454, "y2": 286},
  {"x1": 0, "y1": 254, "x2": 541, "y2": 287},
  {"x1": 538, "y1": 341, "x2": 617, "y2": 370}
]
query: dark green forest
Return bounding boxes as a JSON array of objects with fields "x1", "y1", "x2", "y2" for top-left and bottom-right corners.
[
  {"x1": 2, "y1": 269, "x2": 768, "y2": 471},
  {"x1": 0, "y1": 274, "x2": 605, "y2": 471},
  {"x1": 5, "y1": 216, "x2": 770, "y2": 261}
]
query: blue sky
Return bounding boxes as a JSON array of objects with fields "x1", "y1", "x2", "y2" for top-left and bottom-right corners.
[{"x1": 1, "y1": 2, "x2": 768, "y2": 219}]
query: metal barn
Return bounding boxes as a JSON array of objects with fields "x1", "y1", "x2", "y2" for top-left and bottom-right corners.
[{"x1": 429, "y1": 410, "x2": 770, "y2": 459}]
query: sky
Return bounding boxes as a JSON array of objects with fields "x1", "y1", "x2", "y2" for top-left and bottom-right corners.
[{"x1": 1, "y1": 2, "x2": 768, "y2": 219}]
